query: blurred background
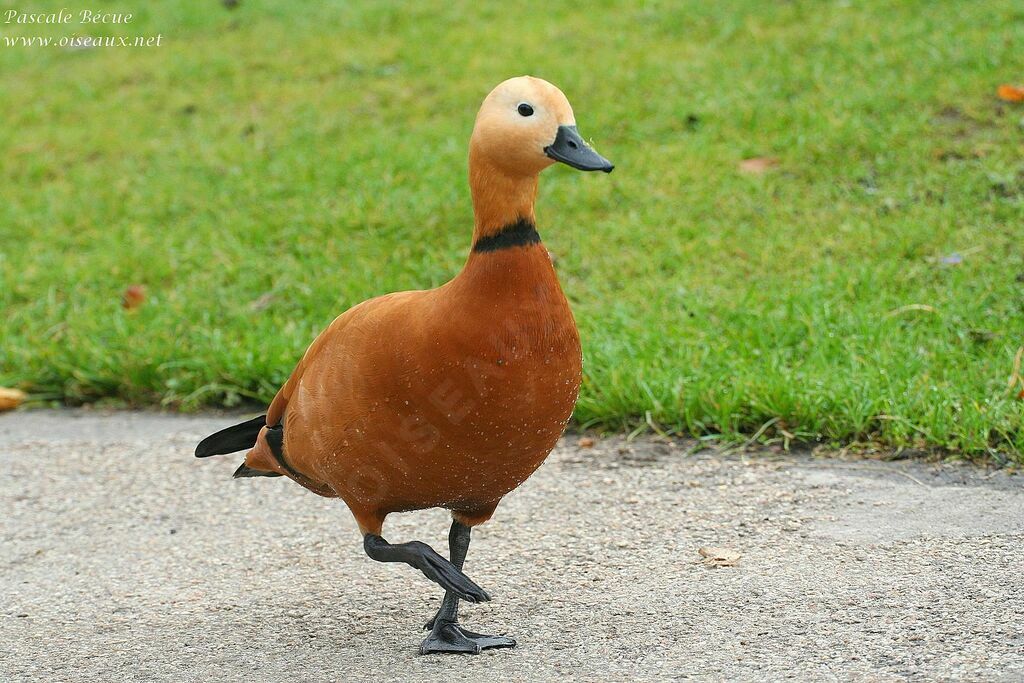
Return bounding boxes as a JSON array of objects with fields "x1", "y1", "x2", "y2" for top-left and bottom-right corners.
[{"x1": 1, "y1": 1, "x2": 1022, "y2": 459}]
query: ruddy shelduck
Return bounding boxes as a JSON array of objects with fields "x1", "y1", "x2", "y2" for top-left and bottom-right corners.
[{"x1": 196, "y1": 75, "x2": 613, "y2": 654}]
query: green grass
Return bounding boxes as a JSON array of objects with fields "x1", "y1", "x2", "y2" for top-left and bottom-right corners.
[{"x1": 2, "y1": 1, "x2": 1023, "y2": 460}]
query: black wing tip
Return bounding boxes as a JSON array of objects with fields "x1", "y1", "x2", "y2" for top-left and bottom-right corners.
[
  {"x1": 194, "y1": 414, "x2": 268, "y2": 459},
  {"x1": 233, "y1": 462, "x2": 283, "y2": 478},
  {"x1": 194, "y1": 440, "x2": 219, "y2": 458}
]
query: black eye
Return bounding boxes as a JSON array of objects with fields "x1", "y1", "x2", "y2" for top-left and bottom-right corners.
[{"x1": 517, "y1": 102, "x2": 534, "y2": 117}]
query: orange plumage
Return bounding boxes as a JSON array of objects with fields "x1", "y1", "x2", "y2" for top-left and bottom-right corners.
[{"x1": 197, "y1": 76, "x2": 612, "y2": 654}]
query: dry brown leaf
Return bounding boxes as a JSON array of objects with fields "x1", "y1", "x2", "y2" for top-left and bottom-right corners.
[
  {"x1": 997, "y1": 84, "x2": 1024, "y2": 103},
  {"x1": 122, "y1": 285, "x2": 146, "y2": 310},
  {"x1": 739, "y1": 157, "x2": 779, "y2": 174},
  {"x1": 699, "y1": 546, "x2": 741, "y2": 567},
  {"x1": 0, "y1": 387, "x2": 26, "y2": 412},
  {"x1": 577, "y1": 436, "x2": 596, "y2": 448}
]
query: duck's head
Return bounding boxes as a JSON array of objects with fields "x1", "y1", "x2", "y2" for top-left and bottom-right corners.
[{"x1": 470, "y1": 76, "x2": 613, "y2": 177}]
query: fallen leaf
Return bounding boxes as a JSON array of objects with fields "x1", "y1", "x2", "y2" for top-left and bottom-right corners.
[
  {"x1": 739, "y1": 157, "x2": 779, "y2": 174},
  {"x1": 997, "y1": 84, "x2": 1024, "y2": 103},
  {"x1": 577, "y1": 436, "x2": 596, "y2": 448},
  {"x1": 122, "y1": 285, "x2": 146, "y2": 310},
  {"x1": 0, "y1": 387, "x2": 26, "y2": 412},
  {"x1": 699, "y1": 546, "x2": 741, "y2": 567}
]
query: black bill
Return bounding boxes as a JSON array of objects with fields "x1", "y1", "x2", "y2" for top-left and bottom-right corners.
[{"x1": 544, "y1": 125, "x2": 614, "y2": 173}]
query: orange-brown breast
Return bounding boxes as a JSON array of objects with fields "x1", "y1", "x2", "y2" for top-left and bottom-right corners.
[{"x1": 261, "y1": 242, "x2": 581, "y2": 532}]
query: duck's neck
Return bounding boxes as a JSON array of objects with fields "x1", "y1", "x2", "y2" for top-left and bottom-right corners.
[
  {"x1": 468, "y1": 148, "x2": 539, "y2": 245},
  {"x1": 455, "y1": 150, "x2": 562, "y2": 297}
]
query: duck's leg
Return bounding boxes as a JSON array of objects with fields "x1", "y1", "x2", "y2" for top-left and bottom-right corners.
[
  {"x1": 362, "y1": 533, "x2": 490, "y2": 603},
  {"x1": 421, "y1": 520, "x2": 516, "y2": 654}
]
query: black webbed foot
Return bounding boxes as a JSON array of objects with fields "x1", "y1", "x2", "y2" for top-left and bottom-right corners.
[
  {"x1": 420, "y1": 620, "x2": 516, "y2": 655},
  {"x1": 365, "y1": 521, "x2": 512, "y2": 654}
]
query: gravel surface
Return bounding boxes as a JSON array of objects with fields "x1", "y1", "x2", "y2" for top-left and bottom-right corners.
[{"x1": 2, "y1": 411, "x2": 1022, "y2": 682}]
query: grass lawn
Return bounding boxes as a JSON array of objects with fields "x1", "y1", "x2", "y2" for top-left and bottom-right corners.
[{"x1": 2, "y1": 1, "x2": 1023, "y2": 460}]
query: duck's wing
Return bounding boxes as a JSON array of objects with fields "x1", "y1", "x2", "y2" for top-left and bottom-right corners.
[
  {"x1": 265, "y1": 293, "x2": 407, "y2": 426},
  {"x1": 266, "y1": 313, "x2": 350, "y2": 426}
]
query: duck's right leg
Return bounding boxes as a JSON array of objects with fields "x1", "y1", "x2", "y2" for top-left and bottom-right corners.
[
  {"x1": 420, "y1": 520, "x2": 516, "y2": 654},
  {"x1": 362, "y1": 534, "x2": 491, "y2": 604}
]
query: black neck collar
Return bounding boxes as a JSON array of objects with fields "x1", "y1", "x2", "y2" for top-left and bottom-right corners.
[{"x1": 472, "y1": 218, "x2": 541, "y2": 252}]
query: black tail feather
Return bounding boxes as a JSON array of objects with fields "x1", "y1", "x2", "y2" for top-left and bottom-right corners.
[
  {"x1": 233, "y1": 462, "x2": 283, "y2": 478},
  {"x1": 195, "y1": 414, "x2": 267, "y2": 458}
]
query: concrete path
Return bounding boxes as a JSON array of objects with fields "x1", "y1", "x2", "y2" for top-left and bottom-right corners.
[{"x1": 1, "y1": 411, "x2": 1022, "y2": 682}]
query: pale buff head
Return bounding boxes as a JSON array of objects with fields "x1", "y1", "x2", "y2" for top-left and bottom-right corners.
[{"x1": 470, "y1": 76, "x2": 613, "y2": 178}]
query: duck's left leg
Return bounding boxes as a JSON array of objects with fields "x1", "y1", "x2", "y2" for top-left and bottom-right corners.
[{"x1": 421, "y1": 519, "x2": 517, "y2": 654}]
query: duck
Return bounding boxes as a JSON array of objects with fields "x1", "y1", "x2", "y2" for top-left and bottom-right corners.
[{"x1": 195, "y1": 75, "x2": 613, "y2": 654}]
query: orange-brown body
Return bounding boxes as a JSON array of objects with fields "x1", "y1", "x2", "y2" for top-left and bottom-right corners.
[
  {"x1": 198, "y1": 76, "x2": 613, "y2": 654},
  {"x1": 241, "y1": 77, "x2": 595, "y2": 536},
  {"x1": 246, "y1": 245, "x2": 581, "y2": 534}
]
